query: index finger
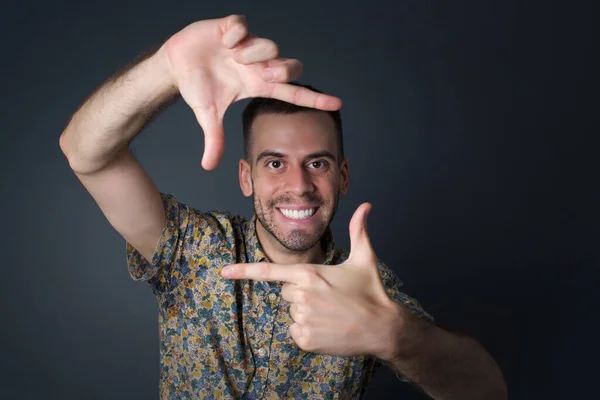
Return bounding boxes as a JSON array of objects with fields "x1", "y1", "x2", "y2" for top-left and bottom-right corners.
[
  {"x1": 221, "y1": 262, "x2": 306, "y2": 284},
  {"x1": 268, "y1": 84, "x2": 342, "y2": 111},
  {"x1": 221, "y1": 15, "x2": 248, "y2": 49}
]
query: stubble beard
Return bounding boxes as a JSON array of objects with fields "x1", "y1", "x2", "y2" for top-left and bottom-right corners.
[{"x1": 252, "y1": 181, "x2": 339, "y2": 252}]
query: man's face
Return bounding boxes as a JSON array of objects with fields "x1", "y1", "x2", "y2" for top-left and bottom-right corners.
[{"x1": 239, "y1": 111, "x2": 349, "y2": 252}]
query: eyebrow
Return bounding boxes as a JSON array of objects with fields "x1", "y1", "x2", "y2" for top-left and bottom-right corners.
[{"x1": 255, "y1": 150, "x2": 337, "y2": 164}]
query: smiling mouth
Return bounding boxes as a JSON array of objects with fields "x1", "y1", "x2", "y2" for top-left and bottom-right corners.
[{"x1": 277, "y1": 207, "x2": 319, "y2": 220}]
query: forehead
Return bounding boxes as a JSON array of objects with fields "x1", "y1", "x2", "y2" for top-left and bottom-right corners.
[{"x1": 250, "y1": 111, "x2": 338, "y2": 159}]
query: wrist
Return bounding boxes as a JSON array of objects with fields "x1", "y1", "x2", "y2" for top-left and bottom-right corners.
[
  {"x1": 147, "y1": 44, "x2": 179, "y2": 101},
  {"x1": 376, "y1": 301, "x2": 433, "y2": 364}
]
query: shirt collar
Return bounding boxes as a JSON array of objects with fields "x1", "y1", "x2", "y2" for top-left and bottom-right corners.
[{"x1": 245, "y1": 215, "x2": 337, "y2": 265}]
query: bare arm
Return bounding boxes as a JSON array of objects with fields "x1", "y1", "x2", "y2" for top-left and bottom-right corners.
[
  {"x1": 59, "y1": 45, "x2": 176, "y2": 261},
  {"x1": 59, "y1": 15, "x2": 342, "y2": 262},
  {"x1": 382, "y1": 305, "x2": 507, "y2": 400},
  {"x1": 60, "y1": 44, "x2": 177, "y2": 175}
]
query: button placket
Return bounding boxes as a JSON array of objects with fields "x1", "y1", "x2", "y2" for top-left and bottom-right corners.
[
  {"x1": 263, "y1": 290, "x2": 293, "y2": 397},
  {"x1": 250, "y1": 282, "x2": 278, "y2": 396}
]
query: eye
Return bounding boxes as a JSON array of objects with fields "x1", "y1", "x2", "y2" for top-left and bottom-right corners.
[
  {"x1": 308, "y1": 160, "x2": 329, "y2": 169},
  {"x1": 267, "y1": 160, "x2": 283, "y2": 169}
]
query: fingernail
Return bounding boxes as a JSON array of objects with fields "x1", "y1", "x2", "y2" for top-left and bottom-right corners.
[
  {"x1": 262, "y1": 69, "x2": 274, "y2": 81},
  {"x1": 326, "y1": 99, "x2": 339, "y2": 110},
  {"x1": 221, "y1": 266, "x2": 231, "y2": 278}
]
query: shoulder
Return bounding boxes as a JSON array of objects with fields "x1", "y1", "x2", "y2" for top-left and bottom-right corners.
[
  {"x1": 126, "y1": 193, "x2": 247, "y2": 284},
  {"x1": 159, "y1": 192, "x2": 247, "y2": 232}
]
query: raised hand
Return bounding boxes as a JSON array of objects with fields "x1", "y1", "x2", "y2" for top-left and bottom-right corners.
[
  {"x1": 161, "y1": 14, "x2": 342, "y2": 170},
  {"x1": 220, "y1": 203, "x2": 403, "y2": 359}
]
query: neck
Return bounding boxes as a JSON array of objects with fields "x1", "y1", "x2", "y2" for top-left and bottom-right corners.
[{"x1": 255, "y1": 219, "x2": 326, "y2": 265}]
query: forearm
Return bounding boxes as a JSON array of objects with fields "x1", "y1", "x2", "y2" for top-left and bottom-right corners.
[
  {"x1": 384, "y1": 306, "x2": 507, "y2": 400},
  {"x1": 60, "y1": 43, "x2": 178, "y2": 174}
]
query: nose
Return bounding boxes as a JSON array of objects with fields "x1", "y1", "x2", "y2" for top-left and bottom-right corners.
[{"x1": 285, "y1": 165, "x2": 315, "y2": 196}]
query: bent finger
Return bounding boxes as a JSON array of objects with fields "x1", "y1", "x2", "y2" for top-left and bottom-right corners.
[
  {"x1": 233, "y1": 37, "x2": 279, "y2": 65},
  {"x1": 221, "y1": 15, "x2": 248, "y2": 49},
  {"x1": 262, "y1": 58, "x2": 303, "y2": 83},
  {"x1": 268, "y1": 83, "x2": 342, "y2": 111}
]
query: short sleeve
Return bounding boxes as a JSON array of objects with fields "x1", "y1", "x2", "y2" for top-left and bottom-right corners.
[
  {"x1": 126, "y1": 193, "x2": 194, "y2": 283},
  {"x1": 377, "y1": 260, "x2": 434, "y2": 323}
]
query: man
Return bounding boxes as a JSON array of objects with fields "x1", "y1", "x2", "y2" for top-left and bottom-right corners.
[{"x1": 60, "y1": 14, "x2": 506, "y2": 399}]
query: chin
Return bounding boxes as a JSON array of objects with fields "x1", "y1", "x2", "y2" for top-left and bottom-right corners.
[
  {"x1": 275, "y1": 220, "x2": 328, "y2": 252},
  {"x1": 279, "y1": 233, "x2": 321, "y2": 252}
]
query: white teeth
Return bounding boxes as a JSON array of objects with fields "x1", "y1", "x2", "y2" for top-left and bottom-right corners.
[{"x1": 280, "y1": 208, "x2": 315, "y2": 220}]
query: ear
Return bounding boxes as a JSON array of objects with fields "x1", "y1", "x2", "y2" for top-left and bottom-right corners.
[
  {"x1": 339, "y1": 158, "x2": 349, "y2": 195},
  {"x1": 239, "y1": 158, "x2": 253, "y2": 197}
]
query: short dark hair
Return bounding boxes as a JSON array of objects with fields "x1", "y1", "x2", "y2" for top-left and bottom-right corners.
[{"x1": 242, "y1": 82, "x2": 344, "y2": 164}]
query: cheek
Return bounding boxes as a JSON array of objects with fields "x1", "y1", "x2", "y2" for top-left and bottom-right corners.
[
  {"x1": 318, "y1": 176, "x2": 339, "y2": 195},
  {"x1": 253, "y1": 179, "x2": 278, "y2": 200}
]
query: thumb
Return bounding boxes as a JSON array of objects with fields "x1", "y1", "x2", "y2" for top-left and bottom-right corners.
[
  {"x1": 348, "y1": 202, "x2": 376, "y2": 264},
  {"x1": 193, "y1": 106, "x2": 225, "y2": 170}
]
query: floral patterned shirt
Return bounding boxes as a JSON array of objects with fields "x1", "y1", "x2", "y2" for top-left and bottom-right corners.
[{"x1": 126, "y1": 193, "x2": 433, "y2": 399}]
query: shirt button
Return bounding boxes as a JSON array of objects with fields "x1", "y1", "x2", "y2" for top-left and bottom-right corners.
[
  {"x1": 268, "y1": 293, "x2": 277, "y2": 302},
  {"x1": 257, "y1": 347, "x2": 267, "y2": 357}
]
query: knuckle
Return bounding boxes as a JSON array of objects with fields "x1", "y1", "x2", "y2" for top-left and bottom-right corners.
[
  {"x1": 301, "y1": 327, "x2": 314, "y2": 349},
  {"x1": 225, "y1": 15, "x2": 247, "y2": 34},
  {"x1": 269, "y1": 41, "x2": 279, "y2": 58},
  {"x1": 280, "y1": 286, "x2": 289, "y2": 300},
  {"x1": 292, "y1": 61, "x2": 303, "y2": 78},
  {"x1": 296, "y1": 289, "x2": 310, "y2": 304},
  {"x1": 290, "y1": 87, "x2": 301, "y2": 105},
  {"x1": 231, "y1": 14, "x2": 247, "y2": 24},
  {"x1": 258, "y1": 39, "x2": 278, "y2": 58},
  {"x1": 296, "y1": 336, "x2": 308, "y2": 350},
  {"x1": 298, "y1": 338, "x2": 309, "y2": 350},
  {"x1": 295, "y1": 311, "x2": 307, "y2": 325},
  {"x1": 277, "y1": 66, "x2": 289, "y2": 82},
  {"x1": 303, "y1": 269, "x2": 321, "y2": 286},
  {"x1": 259, "y1": 263, "x2": 271, "y2": 279},
  {"x1": 236, "y1": 24, "x2": 248, "y2": 38}
]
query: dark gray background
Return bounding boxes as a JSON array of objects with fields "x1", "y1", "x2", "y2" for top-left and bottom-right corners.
[{"x1": 1, "y1": 0, "x2": 596, "y2": 399}]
